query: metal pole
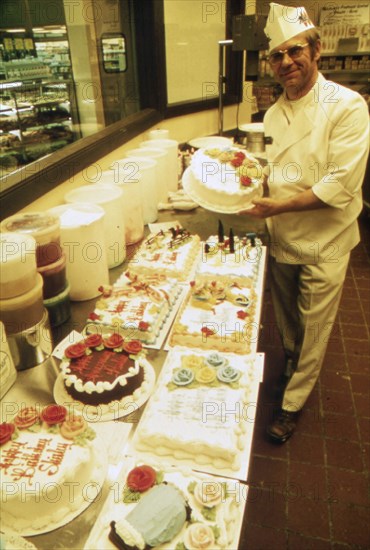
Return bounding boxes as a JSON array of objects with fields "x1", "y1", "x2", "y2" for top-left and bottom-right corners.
[{"x1": 218, "y1": 39, "x2": 233, "y2": 136}]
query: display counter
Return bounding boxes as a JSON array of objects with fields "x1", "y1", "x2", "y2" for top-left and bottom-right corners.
[{"x1": 0, "y1": 206, "x2": 267, "y2": 550}]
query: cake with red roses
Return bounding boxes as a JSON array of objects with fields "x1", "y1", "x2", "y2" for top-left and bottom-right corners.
[
  {"x1": 187, "y1": 147, "x2": 263, "y2": 212},
  {"x1": 169, "y1": 276, "x2": 257, "y2": 355},
  {"x1": 0, "y1": 404, "x2": 103, "y2": 534},
  {"x1": 60, "y1": 334, "x2": 151, "y2": 406},
  {"x1": 86, "y1": 271, "x2": 182, "y2": 346}
]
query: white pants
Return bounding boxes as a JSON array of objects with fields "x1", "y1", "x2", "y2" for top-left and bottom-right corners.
[{"x1": 270, "y1": 253, "x2": 350, "y2": 411}]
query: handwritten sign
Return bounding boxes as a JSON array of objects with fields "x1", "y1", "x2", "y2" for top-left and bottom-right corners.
[{"x1": 320, "y1": 3, "x2": 369, "y2": 26}]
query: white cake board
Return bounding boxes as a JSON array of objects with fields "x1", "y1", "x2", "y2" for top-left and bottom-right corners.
[{"x1": 83, "y1": 455, "x2": 248, "y2": 550}]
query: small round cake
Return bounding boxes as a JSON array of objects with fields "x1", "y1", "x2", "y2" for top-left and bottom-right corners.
[
  {"x1": 185, "y1": 147, "x2": 263, "y2": 212},
  {"x1": 60, "y1": 334, "x2": 149, "y2": 406}
]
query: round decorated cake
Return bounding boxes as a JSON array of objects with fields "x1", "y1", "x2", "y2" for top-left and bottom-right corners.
[
  {"x1": 186, "y1": 147, "x2": 263, "y2": 212},
  {"x1": 60, "y1": 334, "x2": 151, "y2": 406},
  {"x1": 0, "y1": 404, "x2": 103, "y2": 533}
]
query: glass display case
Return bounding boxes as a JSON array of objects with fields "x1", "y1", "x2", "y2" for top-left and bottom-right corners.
[{"x1": 0, "y1": 78, "x2": 78, "y2": 176}]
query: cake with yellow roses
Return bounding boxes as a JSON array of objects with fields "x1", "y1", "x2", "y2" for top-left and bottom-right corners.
[
  {"x1": 0, "y1": 404, "x2": 103, "y2": 533},
  {"x1": 133, "y1": 347, "x2": 256, "y2": 472}
]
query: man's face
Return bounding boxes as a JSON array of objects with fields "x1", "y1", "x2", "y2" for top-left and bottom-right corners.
[{"x1": 269, "y1": 32, "x2": 321, "y2": 99}]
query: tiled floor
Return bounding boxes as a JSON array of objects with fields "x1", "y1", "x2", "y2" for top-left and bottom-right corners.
[{"x1": 240, "y1": 212, "x2": 370, "y2": 549}]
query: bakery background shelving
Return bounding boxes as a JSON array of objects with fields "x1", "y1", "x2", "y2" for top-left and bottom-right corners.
[
  {"x1": 318, "y1": 51, "x2": 370, "y2": 90},
  {"x1": 0, "y1": 77, "x2": 80, "y2": 173},
  {"x1": 34, "y1": 38, "x2": 72, "y2": 80}
]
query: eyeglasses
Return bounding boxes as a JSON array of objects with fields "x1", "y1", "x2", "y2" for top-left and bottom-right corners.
[{"x1": 267, "y1": 43, "x2": 309, "y2": 65}]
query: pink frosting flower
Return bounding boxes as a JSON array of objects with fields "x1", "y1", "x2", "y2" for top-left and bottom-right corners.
[
  {"x1": 14, "y1": 407, "x2": 40, "y2": 429},
  {"x1": 104, "y1": 334, "x2": 124, "y2": 349},
  {"x1": 60, "y1": 414, "x2": 87, "y2": 440},
  {"x1": 183, "y1": 523, "x2": 215, "y2": 550},
  {"x1": 41, "y1": 404, "x2": 67, "y2": 426},
  {"x1": 65, "y1": 342, "x2": 87, "y2": 359},
  {"x1": 84, "y1": 334, "x2": 103, "y2": 348},
  {"x1": 194, "y1": 481, "x2": 222, "y2": 508},
  {"x1": 126, "y1": 465, "x2": 157, "y2": 492},
  {"x1": 122, "y1": 340, "x2": 143, "y2": 355}
]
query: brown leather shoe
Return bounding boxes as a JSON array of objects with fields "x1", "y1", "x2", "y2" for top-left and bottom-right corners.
[{"x1": 267, "y1": 408, "x2": 299, "y2": 443}]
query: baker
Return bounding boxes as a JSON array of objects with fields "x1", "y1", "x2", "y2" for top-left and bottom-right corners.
[{"x1": 242, "y1": 2, "x2": 369, "y2": 442}]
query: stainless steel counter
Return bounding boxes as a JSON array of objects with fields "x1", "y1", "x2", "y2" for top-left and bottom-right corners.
[{"x1": 0, "y1": 206, "x2": 267, "y2": 549}]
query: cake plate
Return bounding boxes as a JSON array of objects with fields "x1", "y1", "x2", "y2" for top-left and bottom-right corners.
[
  {"x1": 187, "y1": 135, "x2": 233, "y2": 149},
  {"x1": 182, "y1": 167, "x2": 263, "y2": 214},
  {"x1": 53, "y1": 360, "x2": 156, "y2": 422}
]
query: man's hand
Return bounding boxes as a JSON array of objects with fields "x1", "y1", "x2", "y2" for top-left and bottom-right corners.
[
  {"x1": 239, "y1": 198, "x2": 284, "y2": 218},
  {"x1": 239, "y1": 189, "x2": 327, "y2": 218}
]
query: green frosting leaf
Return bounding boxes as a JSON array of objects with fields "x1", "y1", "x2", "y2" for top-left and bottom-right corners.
[
  {"x1": 47, "y1": 424, "x2": 60, "y2": 434},
  {"x1": 211, "y1": 524, "x2": 221, "y2": 540},
  {"x1": 221, "y1": 482, "x2": 230, "y2": 499},
  {"x1": 122, "y1": 486, "x2": 141, "y2": 503},
  {"x1": 73, "y1": 426, "x2": 96, "y2": 446},
  {"x1": 201, "y1": 506, "x2": 217, "y2": 521},
  {"x1": 187, "y1": 481, "x2": 197, "y2": 494},
  {"x1": 28, "y1": 423, "x2": 41, "y2": 433},
  {"x1": 156, "y1": 470, "x2": 164, "y2": 484}
]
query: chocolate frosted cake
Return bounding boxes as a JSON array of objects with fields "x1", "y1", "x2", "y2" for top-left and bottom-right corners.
[{"x1": 60, "y1": 334, "x2": 148, "y2": 406}]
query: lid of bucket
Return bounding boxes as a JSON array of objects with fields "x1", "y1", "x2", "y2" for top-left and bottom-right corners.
[{"x1": 239, "y1": 123, "x2": 265, "y2": 134}]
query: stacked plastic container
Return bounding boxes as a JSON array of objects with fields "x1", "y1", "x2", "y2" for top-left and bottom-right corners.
[
  {"x1": 1, "y1": 212, "x2": 70, "y2": 328},
  {"x1": 0, "y1": 231, "x2": 53, "y2": 371},
  {"x1": 0, "y1": 231, "x2": 42, "y2": 334}
]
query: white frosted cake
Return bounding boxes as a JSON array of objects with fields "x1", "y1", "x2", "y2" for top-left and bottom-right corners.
[
  {"x1": 128, "y1": 226, "x2": 200, "y2": 281},
  {"x1": 169, "y1": 276, "x2": 257, "y2": 354},
  {"x1": 197, "y1": 232, "x2": 263, "y2": 283},
  {"x1": 188, "y1": 147, "x2": 263, "y2": 211},
  {"x1": 133, "y1": 347, "x2": 256, "y2": 471},
  {"x1": 87, "y1": 271, "x2": 181, "y2": 345},
  {"x1": 0, "y1": 404, "x2": 103, "y2": 533}
]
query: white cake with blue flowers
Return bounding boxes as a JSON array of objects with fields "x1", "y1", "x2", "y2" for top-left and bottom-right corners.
[{"x1": 133, "y1": 347, "x2": 256, "y2": 471}]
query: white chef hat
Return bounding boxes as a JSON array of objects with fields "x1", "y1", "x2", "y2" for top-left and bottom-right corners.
[{"x1": 264, "y1": 2, "x2": 316, "y2": 51}]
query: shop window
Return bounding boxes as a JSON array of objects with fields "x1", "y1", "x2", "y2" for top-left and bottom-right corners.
[
  {"x1": 101, "y1": 33, "x2": 127, "y2": 73},
  {"x1": 1, "y1": 0, "x2": 244, "y2": 216}
]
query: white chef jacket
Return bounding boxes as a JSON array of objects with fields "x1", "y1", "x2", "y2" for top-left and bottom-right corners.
[{"x1": 263, "y1": 73, "x2": 369, "y2": 264}]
